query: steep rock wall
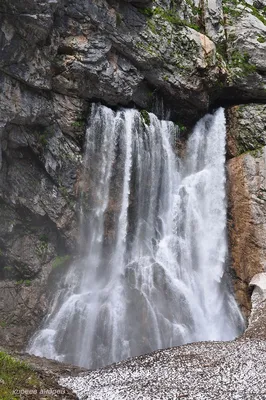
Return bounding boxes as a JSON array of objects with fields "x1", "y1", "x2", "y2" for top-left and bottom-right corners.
[
  {"x1": 0, "y1": 0, "x2": 266, "y2": 348},
  {"x1": 227, "y1": 104, "x2": 266, "y2": 317}
]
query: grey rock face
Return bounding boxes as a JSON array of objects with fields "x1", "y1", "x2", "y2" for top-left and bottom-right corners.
[
  {"x1": 221, "y1": 0, "x2": 266, "y2": 102},
  {"x1": 1, "y1": 0, "x2": 265, "y2": 123},
  {"x1": 0, "y1": 0, "x2": 266, "y2": 350},
  {"x1": 0, "y1": 92, "x2": 82, "y2": 347},
  {"x1": 227, "y1": 104, "x2": 266, "y2": 157}
]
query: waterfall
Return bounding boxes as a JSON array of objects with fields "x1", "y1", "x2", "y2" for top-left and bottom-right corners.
[{"x1": 28, "y1": 105, "x2": 244, "y2": 369}]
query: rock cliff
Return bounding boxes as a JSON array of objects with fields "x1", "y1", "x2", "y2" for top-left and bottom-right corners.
[
  {"x1": 227, "y1": 104, "x2": 266, "y2": 317},
  {"x1": 0, "y1": 0, "x2": 266, "y2": 350}
]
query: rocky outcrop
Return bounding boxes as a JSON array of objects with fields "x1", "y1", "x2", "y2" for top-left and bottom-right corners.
[
  {"x1": 245, "y1": 272, "x2": 266, "y2": 339},
  {"x1": 0, "y1": 119, "x2": 82, "y2": 347},
  {"x1": 227, "y1": 104, "x2": 266, "y2": 317},
  {"x1": 1, "y1": 0, "x2": 266, "y2": 125},
  {"x1": 222, "y1": 0, "x2": 266, "y2": 102}
]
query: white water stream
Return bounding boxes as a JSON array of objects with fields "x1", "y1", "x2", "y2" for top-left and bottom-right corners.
[{"x1": 28, "y1": 105, "x2": 244, "y2": 369}]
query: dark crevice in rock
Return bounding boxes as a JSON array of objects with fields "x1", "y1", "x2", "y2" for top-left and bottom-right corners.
[
  {"x1": 211, "y1": 90, "x2": 266, "y2": 111},
  {"x1": 0, "y1": 68, "x2": 52, "y2": 94}
]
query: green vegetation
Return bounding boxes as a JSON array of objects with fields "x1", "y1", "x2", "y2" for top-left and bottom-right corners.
[
  {"x1": 257, "y1": 187, "x2": 266, "y2": 200},
  {"x1": 15, "y1": 279, "x2": 31, "y2": 287},
  {"x1": 59, "y1": 185, "x2": 68, "y2": 198},
  {"x1": 140, "y1": 110, "x2": 151, "y2": 126},
  {"x1": 228, "y1": 50, "x2": 256, "y2": 76},
  {"x1": 0, "y1": 351, "x2": 41, "y2": 400},
  {"x1": 35, "y1": 127, "x2": 54, "y2": 148},
  {"x1": 58, "y1": 184, "x2": 75, "y2": 209},
  {"x1": 3, "y1": 266, "x2": 12, "y2": 272},
  {"x1": 222, "y1": 4, "x2": 242, "y2": 18},
  {"x1": 223, "y1": 0, "x2": 266, "y2": 25},
  {"x1": 237, "y1": 141, "x2": 264, "y2": 157},
  {"x1": 246, "y1": 3, "x2": 266, "y2": 25},
  {"x1": 0, "y1": 321, "x2": 7, "y2": 328},
  {"x1": 36, "y1": 238, "x2": 48, "y2": 258},
  {"x1": 139, "y1": 6, "x2": 202, "y2": 32},
  {"x1": 116, "y1": 12, "x2": 122, "y2": 25},
  {"x1": 71, "y1": 119, "x2": 85, "y2": 128},
  {"x1": 248, "y1": 147, "x2": 264, "y2": 157},
  {"x1": 257, "y1": 35, "x2": 266, "y2": 43},
  {"x1": 39, "y1": 134, "x2": 48, "y2": 146},
  {"x1": 39, "y1": 234, "x2": 48, "y2": 243},
  {"x1": 185, "y1": 0, "x2": 203, "y2": 16},
  {"x1": 216, "y1": 41, "x2": 227, "y2": 59},
  {"x1": 140, "y1": 7, "x2": 154, "y2": 17},
  {"x1": 176, "y1": 122, "x2": 187, "y2": 133},
  {"x1": 52, "y1": 255, "x2": 71, "y2": 269}
]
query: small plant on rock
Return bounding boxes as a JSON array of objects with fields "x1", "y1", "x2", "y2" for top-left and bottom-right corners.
[
  {"x1": 140, "y1": 110, "x2": 151, "y2": 126},
  {"x1": 52, "y1": 255, "x2": 71, "y2": 269}
]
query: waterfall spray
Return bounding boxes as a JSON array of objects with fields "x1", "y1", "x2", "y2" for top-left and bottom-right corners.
[{"x1": 28, "y1": 105, "x2": 244, "y2": 369}]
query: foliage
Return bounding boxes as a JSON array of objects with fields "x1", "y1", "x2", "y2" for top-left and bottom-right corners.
[
  {"x1": 216, "y1": 41, "x2": 227, "y2": 59},
  {"x1": 39, "y1": 234, "x2": 48, "y2": 243},
  {"x1": 15, "y1": 279, "x2": 31, "y2": 287},
  {"x1": 35, "y1": 127, "x2": 54, "y2": 147},
  {"x1": 139, "y1": 7, "x2": 153, "y2": 17},
  {"x1": 228, "y1": 50, "x2": 256, "y2": 76},
  {"x1": 52, "y1": 255, "x2": 71, "y2": 269},
  {"x1": 0, "y1": 351, "x2": 40, "y2": 400},
  {"x1": 257, "y1": 35, "x2": 266, "y2": 43},
  {"x1": 176, "y1": 122, "x2": 187, "y2": 133},
  {"x1": 140, "y1": 6, "x2": 202, "y2": 32},
  {"x1": 36, "y1": 239, "x2": 48, "y2": 258},
  {"x1": 257, "y1": 187, "x2": 266, "y2": 200},
  {"x1": 116, "y1": 12, "x2": 122, "y2": 26},
  {"x1": 39, "y1": 134, "x2": 48, "y2": 146},
  {"x1": 246, "y1": 3, "x2": 266, "y2": 25},
  {"x1": 71, "y1": 119, "x2": 85, "y2": 128},
  {"x1": 140, "y1": 110, "x2": 151, "y2": 126},
  {"x1": 223, "y1": 0, "x2": 266, "y2": 25}
]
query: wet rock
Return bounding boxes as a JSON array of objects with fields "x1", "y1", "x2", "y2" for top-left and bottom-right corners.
[
  {"x1": 244, "y1": 273, "x2": 266, "y2": 339},
  {"x1": 0, "y1": 116, "x2": 82, "y2": 348},
  {"x1": 226, "y1": 104, "x2": 266, "y2": 157},
  {"x1": 227, "y1": 104, "x2": 266, "y2": 317}
]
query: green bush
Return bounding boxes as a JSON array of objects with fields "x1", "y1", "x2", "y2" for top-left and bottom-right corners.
[
  {"x1": 52, "y1": 255, "x2": 71, "y2": 269},
  {"x1": 257, "y1": 35, "x2": 266, "y2": 43},
  {"x1": 15, "y1": 279, "x2": 31, "y2": 286},
  {"x1": 140, "y1": 110, "x2": 151, "y2": 126}
]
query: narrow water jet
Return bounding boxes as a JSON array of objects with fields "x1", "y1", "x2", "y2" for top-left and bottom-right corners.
[{"x1": 28, "y1": 105, "x2": 244, "y2": 369}]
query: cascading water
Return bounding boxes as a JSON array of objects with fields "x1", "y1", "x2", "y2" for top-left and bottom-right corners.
[{"x1": 28, "y1": 105, "x2": 244, "y2": 369}]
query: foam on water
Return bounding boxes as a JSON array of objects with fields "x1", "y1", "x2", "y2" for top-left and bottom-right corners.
[{"x1": 28, "y1": 105, "x2": 244, "y2": 369}]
